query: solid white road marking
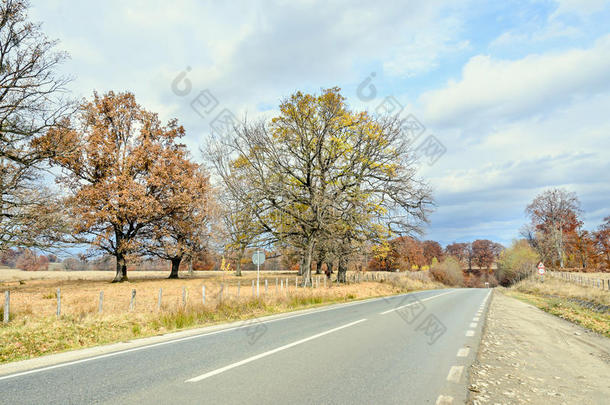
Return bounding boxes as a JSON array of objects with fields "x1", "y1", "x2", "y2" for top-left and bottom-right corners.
[
  {"x1": 185, "y1": 318, "x2": 367, "y2": 382},
  {"x1": 473, "y1": 317, "x2": 480, "y2": 321},
  {"x1": 466, "y1": 330, "x2": 475, "y2": 337},
  {"x1": 379, "y1": 290, "x2": 455, "y2": 315},
  {"x1": 0, "y1": 291, "x2": 417, "y2": 381},
  {"x1": 470, "y1": 322, "x2": 477, "y2": 328},
  {"x1": 446, "y1": 365, "x2": 464, "y2": 382},
  {"x1": 436, "y1": 395, "x2": 453, "y2": 404},
  {"x1": 457, "y1": 347, "x2": 470, "y2": 357}
]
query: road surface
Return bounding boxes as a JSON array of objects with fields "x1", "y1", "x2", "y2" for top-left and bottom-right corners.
[{"x1": 0, "y1": 288, "x2": 490, "y2": 404}]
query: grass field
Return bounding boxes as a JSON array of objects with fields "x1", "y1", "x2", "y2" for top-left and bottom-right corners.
[
  {"x1": 506, "y1": 276, "x2": 610, "y2": 337},
  {"x1": 0, "y1": 270, "x2": 440, "y2": 364}
]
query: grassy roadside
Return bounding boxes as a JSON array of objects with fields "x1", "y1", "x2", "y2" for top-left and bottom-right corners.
[
  {"x1": 0, "y1": 275, "x2": 441, "y2": 364},
  {"x1": 505, "y1": 277, "x2": 610, "y2": 337}
]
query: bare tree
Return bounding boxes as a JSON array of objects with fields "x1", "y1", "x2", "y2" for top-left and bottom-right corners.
[
  {"x1": 0, "y1": 0, "x2": 73, "y2": 249},
  {"x1": 525, "y1": 188, "x2": 581, "y2": 268}
]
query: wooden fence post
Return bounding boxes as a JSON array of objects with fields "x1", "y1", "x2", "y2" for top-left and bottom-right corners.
[
  {"x1": 3, "y1": 291, "x2": 9, "y2": 324},
  {"x1": 158, "y1": 288, "x2": 163, "y2": 310},
  {"x1": 237, "y1": 281, "x2": 241, "y2": 298},
  {"x1": 275, "y1": 277, "x2": 278, "y2": 294},
  {"x1": 201, "y1": 285, "x2": 205, "y2": 305},
  {"x1": 56, "y1": 288, "x2": 61, "y2": 317},
  {"x1": 252, "y1": 280, "x2": 255, "y2": 296},
  {"x1": 182, "y1": 286, "x2": 187, "y2": 308},
  {"x1": 99, "y1": 291, "x2": 104, "y2": 314},
  {"x1": 130, "y1": 289, "x2": 136, "y2": 311}
]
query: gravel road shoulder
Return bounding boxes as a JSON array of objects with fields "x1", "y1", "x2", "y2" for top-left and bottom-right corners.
[{"x1": 468, "y1": 290, "x2": 610, "y2": 404}]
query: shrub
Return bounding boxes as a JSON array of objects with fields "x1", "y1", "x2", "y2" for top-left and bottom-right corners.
[
  {"x1": 496, "y1": 240, "x2": 539, "y2": 286},
  {"x1": 430, "y1": 257, "x2": 463, "y2": 286}
]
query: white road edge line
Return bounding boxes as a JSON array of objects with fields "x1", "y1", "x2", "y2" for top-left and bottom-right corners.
[
  {"x1": 379, "y1": 290, "x2": 455, "y2": 315},
  {"x1": 185, "y1": 318, "x2": 367, "y2": 383},
  {"x1": 0, "y1": 289, "x2": 434, "y2": 381},
  {"x1": 466, "y1": 330, "x2": 475, "y2": 337},
  {"x1": 470, "y1": 322, "x2": 478, "y2": 328}
]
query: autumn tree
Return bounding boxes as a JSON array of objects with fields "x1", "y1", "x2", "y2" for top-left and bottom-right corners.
[
  {"x1": 209, "y1": 88, "x2": 432, "y2": 285},
  {"x1": 496, "y1": 239, "x2": 539, "y2": 285},
  {"x1": 471, "y1": 239, "x2": 497, "y2": 270},
  {"x1": 36, "y1": 91, "x2": 185, "y2": 282},
  {"x1": 445, "y1": 242, "x2": 469, "y2": 269},
  {"x1": 595, "y1": 217, "x2": 610, "y2": 271},
  {"x1": 15, "y1": 248, "x2": 48, "y2": 271},
  {"x1": 525, "y1": 188, "x2": 581, "y2": 268},
  {"x1": 144, "y1": 151, "x2": 211, "y2": 279},
  {"x1": 567, "y1": 229, "x2": 597, "y2": 270},
  {"x1": 0, "y1": 0, "x2": 73, "y2": 249},
  {"x1": 422, "y1": 240, "x2": 443, "y2": 266}
]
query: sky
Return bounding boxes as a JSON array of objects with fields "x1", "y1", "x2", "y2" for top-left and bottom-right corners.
[{"x1": 30, "y1": 0, "x2": 610, "y2": 247}]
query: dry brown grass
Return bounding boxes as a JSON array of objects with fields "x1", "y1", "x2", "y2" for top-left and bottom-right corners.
[
  {"x1": 548, "y1": 271, "x2": 610, "y2": 281},
  {"x1": 512, "y1": 277, "x2": 610, "y2": 306},
  {"x1": 0, "y1": 271, "x2": 441, "y2": 364},
  {"x1": 507, "y1": 276, "x2": 610, "y2": 337}
]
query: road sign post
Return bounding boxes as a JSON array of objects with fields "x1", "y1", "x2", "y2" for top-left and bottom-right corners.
[
  {"x1": 537, "y1": 262, "x2": 545, "y2": 283},
  {"x1": 252, "y1": 250, "x2": 266, "y2": 298}
]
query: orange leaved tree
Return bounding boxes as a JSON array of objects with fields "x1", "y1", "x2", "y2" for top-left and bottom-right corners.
[
  {"x1": 36, "y1": 91, "x2": 185, "y2": 282},
  {"x1": 144, "y1": 149, "x2": 212, "y2": 279}
]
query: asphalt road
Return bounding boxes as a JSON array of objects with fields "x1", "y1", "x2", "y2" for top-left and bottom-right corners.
[{"x1": 0, "y1": 288, "x2": 491, "y2": 405}]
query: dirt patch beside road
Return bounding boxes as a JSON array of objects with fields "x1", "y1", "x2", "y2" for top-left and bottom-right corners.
[{"x1": 469, "y1": 291, "x2": 610, "y2": 404}]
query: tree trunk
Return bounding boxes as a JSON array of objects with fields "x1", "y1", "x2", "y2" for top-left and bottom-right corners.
[
  {"x1": 235, "y1": 248, "x2": 244, "y2": 276},
  {"x1": 315, "y1": 259, "x2": 322, "y2": 274},
  {"x1": 300, "y1": 241, "x2": 314, "y2": 287},
  {"x1": 337, "y1": 258, "x2": 347, "y2": 283},
  {"x1": 168, "y1": 256, "x2": 182, "y2": 279},
  {"x1": 112, "y1": 254, "x2": 128, "y2": 283},
  {"x1": 324, "y1": 263, "x2": 332, "y2": 279}
]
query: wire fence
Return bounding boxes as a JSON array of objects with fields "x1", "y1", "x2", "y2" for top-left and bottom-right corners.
[{"x1": 547, "y1": 270, "x2": 610, "y2": 291}]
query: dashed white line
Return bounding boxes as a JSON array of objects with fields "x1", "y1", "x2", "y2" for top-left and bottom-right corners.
[
  {"x1": 473, "y1": 317, "x2": 480, "y2": 322},
  {"x1": 446, "y1": 365, "x2": 464, "y2": 382},
  {"x1": 466, "y1": 330, "x2": 475, "y2": 337},
  {"x1": 185, "y1": 318, "x2": 367, "y2": 382},
  {"x1": 470, "y1": 322, "x2": 478, "y2": 328},
  {"x1": 457, "y1": 347, "x2": 470, "y2": 357},
  {"x1": 436, "y1": 395, "x2": 453, "y2": 404},
  {"x1": 379, "y1": 290, "x2": 455, "y2": 315}
]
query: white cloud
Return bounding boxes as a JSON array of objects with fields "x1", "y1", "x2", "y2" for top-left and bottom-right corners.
[
  {"x1": 551, "y1": 0, "x2": 609, "y2": 18},
  {"x1": 419, "y1": 34, "x2": 610, "y2": 127},
  {"x1": 489, "y1": 21, "x2": 581, "y2": 48}
]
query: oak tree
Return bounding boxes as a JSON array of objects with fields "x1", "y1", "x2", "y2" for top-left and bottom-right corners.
[
  {"x1": 37, "y1": 91, "x2": 185, "y2": 282},
  {"x1": 209, "y1": 88, "x2": 432, "y2": 285}
]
